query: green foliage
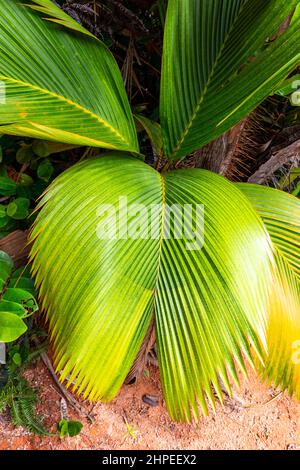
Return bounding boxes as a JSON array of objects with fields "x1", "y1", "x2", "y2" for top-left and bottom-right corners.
[
  {"x1": 1, "y1": 376, "x2": 50, "y2": 435},
  {"x1": 275, "y1": 74, "x2": 300, "y2": 97},
  {"x1": 37, "y1": 160, "x2": 54, "y2": 182},
  {"x1": 0, "y1": 263, "x2": 82, "y2": 437},
  {"x1": 0, "y1": 176, "x2": 17, "y2": 197},
  {"x1": 0, "y1": 251, "x2": 38, "y2": 342},
  {"x1": 292, "y1": 182, "x2": 300, "y2": 197},
  {"x1": 278, "y1": 168, "x2": 300, "y2": 191},
  {"x1": 237, "y1": 184, "x2": 300, "y2": 399},
  {"x1": 57, "y1": 419, "x2": 83, "y2": 438},
  {"x1": 0, "y1": 0, "x2": 300, "y2": 422},
  {"x1": 27, "y1": 0, "x2": 97, "y2": 39},
  {"x1": 160, "y1": 0, "x2": 300, "y2": 159},
  {"x1": 29, "y1": 154, "x2": 274, "y2": 420},
  {"x1": 134, "y1": 114, "x2": 163, "y2": 157},
  {"x1": 0, "y1": 136, "x2": 78, "y2": 237},
  {"x1": 0, "y1": 334, "x2": 50, "y2": 436},
  {"x1": 6, "y1": 198, "x2": 30, "y2": 220},
  {"x1": 59, "y1": 0, "x2": 163, "y2": 110},
  {"x1": 0, "y1": 0, "x2": 138, "y2": 152}
]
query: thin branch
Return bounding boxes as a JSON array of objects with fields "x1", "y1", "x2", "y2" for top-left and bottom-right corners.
[{"x1": 31, "y1": 337, "x2": 94, "y2": 422}]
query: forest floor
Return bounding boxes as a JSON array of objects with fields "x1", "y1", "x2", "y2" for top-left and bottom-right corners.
[{"x1": 0, "y1": 360, "x2": 299, "y2": 450}]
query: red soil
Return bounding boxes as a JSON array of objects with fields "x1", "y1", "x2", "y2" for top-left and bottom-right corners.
[{"x1": 0, "y1": 361, "x2": 299, "y2": 450}]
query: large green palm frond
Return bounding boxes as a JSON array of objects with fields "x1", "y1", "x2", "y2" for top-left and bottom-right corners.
[
  {"x1": 238, "y1": 184, "x2": 300, "y2": 399},
  {"x1": 0, "y1": 0, "x2": 138, "y2": 152},
  {"x1": 160, "y1": 0, "x2": 300, "y2": 160},
  {"x1": 29, "y1": 155, "x2": 274, "y2": 421}
]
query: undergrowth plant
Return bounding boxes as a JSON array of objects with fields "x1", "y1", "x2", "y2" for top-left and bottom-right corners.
[
  {"x1": 0, "y1": 366, "x2": 50, "y2": 436},
  {"x1": 0, "y1": 331, "x2": 83, "y2": 436},
  {"x1": 0, "y1": 250, "x2": 50, "y2": 435},
  {"x1": 0, "y1": 294, "x2": 50, "y2": 435},
  {"x1": 0, "y1": 251, "x2": 38, "y2": 342},
  {"x1": 0, "y1": 273, "x2": 83, "y2": 437},
  {"x1": 0, "y1": 0, "x2": 299, "y2": 422}
]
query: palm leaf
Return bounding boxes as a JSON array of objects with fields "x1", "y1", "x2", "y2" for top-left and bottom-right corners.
[
  {"x1": 134, "y1": 114, "x2": 163, "y2": 157},
  {"x1": 238, "y1": 184, "x2": 300, "y2": 399},
  {"x1": 155, "y1": 169, "x2": 273, "y2": 420},
  {"x1": 30, "y1": 155, "x2": 162, "y2": 401},
  {"x1": 26, "y1": 0, "x2": 96, "y2": 38},
  {"x1": 29, "y1": 155, "x2": 274, "y2": 421},
  {"x1": 0, "y1": 0, "x2": 138, "y2": 152},
  {"x1": 160, "y1": 0, "x2": 300, "y2": 160}
]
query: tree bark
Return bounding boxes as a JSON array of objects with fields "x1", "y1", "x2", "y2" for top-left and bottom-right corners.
[{"x1": 0, "y1": 230, "x2": 30, "y2": 267}]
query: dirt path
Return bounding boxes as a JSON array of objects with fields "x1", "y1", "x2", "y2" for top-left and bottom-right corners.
[{"x1": 0, "y1": 360, "x2": 299, "y2": 450}]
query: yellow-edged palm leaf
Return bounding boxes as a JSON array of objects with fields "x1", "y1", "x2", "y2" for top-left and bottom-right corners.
[
  {"x1": 160, "y1": 0, "x2": 300, "y2": 159},
  {"x1": 29, "y1": 155, "x2": 274, "y2": 421},
  {"x1": 0, "y1": 0, "x2": 138, "y2": 152},
  {"x1": 238, "y1": 184, "x2": 300, "y2": 400}
]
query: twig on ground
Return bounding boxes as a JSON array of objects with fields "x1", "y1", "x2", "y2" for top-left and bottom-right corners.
[{"x1": 31, "y1": 336, "x2": 94, "y2": 422}]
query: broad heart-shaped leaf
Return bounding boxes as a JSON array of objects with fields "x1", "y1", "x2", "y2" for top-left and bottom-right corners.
[
  {"x1": 237, "y1": 184, "x2": 300, "y2": 400},
  {"x1": 29, "y1": 154, "x2": 275, "y2": 421},
  {"x1": 0, "y1": 0, "x2": 138, "y2": 153},
  {"x1": 160, "y1": 0, "x2": 300, "y2": 160},
  {"x1": 0, "y1": 300, "x2": 26, "y2": 318},
  {"x1": 3, "y1": 288, "x2": 38, "y2": 313},
  {"x1": 0, "y1": 311, "x2": 27, "y2": 342}
]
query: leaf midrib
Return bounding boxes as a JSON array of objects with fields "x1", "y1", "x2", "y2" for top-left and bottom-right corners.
[
  {"x1": 0, "y1": 75, "x2": 130, "y2": 146},
  {"x1": 169, "y1": 0, "x2": 250, "y2": 159},
  {"x1": 153, "y1": 172, "x2": 167, "y2": 298},
  {"x1": 273, "y1": 243, "x2": 300, "y2": 284}
]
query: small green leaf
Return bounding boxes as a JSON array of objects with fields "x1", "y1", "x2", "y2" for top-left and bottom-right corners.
[
  {"x1": 7, "y1": 198, "x2": 30, "y2": 220},
  {"x1": 0, "y1": 312, "x2": 27, "y2": 342},
  {"x1": 57, "y1": 419, "x2": 83, "y2": 438},
  {"x1": 16, "y1": 146, "x2": 34, "y2": 164},
  {"x1": 3, "y1": 288, "x2": 38, "y2": 313},
  {"x1": 0, "y1": 251, "x2": 14, "y2": 280},
  {"x1": 292, "y1": 182, "x2": 300, "y2": 197},
  {"x1": 19, "y1": 174, "x2": 34, "y2": 186},
  {"x1": 0, "y1": 219, "x2": 17, "y2": 234},
  {"x1": 9, "y1": 277, "x2": 35, "y2": 296},
  {"x1": 57, "y1": 419, "x2": 68, "y2": 438},
  {"x1": 0, "y1": 176, "x2": 17, "y2": 196},
  {"x1": 67, "y1": 421, "x2": 83, "y2": 437},
  {"x1": 0, "y1": 300, "x2": 26, "y2": 318},
  {"x1": 0, "y1": 215, "x2": 9, "y2": 229},
  {"x1": 37, "y1": 159, "x2": 54, "y2": 182},
  {"x1": 32, "y1": 140, "x2": 50, "y2": 158},
  {"x1": 12, "y1": 352, "x2": 22, "y2": 366}
]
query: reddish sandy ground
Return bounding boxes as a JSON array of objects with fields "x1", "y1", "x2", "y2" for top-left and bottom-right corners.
[{"x1": 0, "y1": 360, "x2": 299, "y2": 450}]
